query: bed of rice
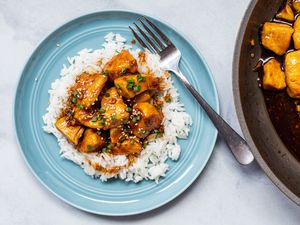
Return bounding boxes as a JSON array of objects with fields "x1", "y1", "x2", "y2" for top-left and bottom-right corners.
[{"x1": 43, "y1": 33, "x2": 192, "y2": 182}]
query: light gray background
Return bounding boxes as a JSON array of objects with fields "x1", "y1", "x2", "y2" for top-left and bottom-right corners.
[{"x1": 1, "y1": 0, "x2": 299, "y2": 224}]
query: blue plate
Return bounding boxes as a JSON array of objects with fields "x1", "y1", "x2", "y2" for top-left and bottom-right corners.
[{"x1": 14, "y1": 10, "x2": 219, "y2": 216}]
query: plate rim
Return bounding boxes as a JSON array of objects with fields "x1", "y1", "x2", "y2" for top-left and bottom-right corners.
[{"x1": 14, "y1": 9, "x2": 220, "y2": 216}]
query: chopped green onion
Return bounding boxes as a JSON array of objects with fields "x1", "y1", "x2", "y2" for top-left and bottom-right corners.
[
  {"x1": 91, "y1": 117, "x2": 98, "y2": 122},
  {"x1": 102, "y1": 147, "x2": 108, "y2": 153},
  {"x1": 87, "y1": 145, "x2": 92, "y2": 151},
  {"x1": 122, "y1": 118, "x2": 129, "y2": 125},
  {"x1": 166, "y1": 99, "x2": 172, "y2": 103},
  {"x1": 125, "y1": 106, "x2": 132, "y2": 112},
  {"x1": 76, "y1": 104, "x2": 84, "y2": 109},
  {"x1": 105, "y1": 92, "x2": 110, "y2": 97},
  {"x1": 115, "y1": 84, "x2": 120, "y2": 89},
  {"x1": 111, "y1": 115, "x2": 117, "y2": 121},
  {"x1": 96, "y1": 130, "x2": 102, "y2": 135},
  {"x1": 121, "y1": 68, "x2": 127, "y2": 74},
  {"x1": 137, "y1": 74, "x2": 146, "y2": 82},
  {"x1": 126, "y1": 78, "x2": 135, "y2": 83},
  {"x1": 103, "y1": 69, "x2": 109, "y2": 76},
  {"x1": 143, "y1": 143, "x2": 148, "y2": 148},
  {"x1": 107, "y1": 144, "x2": 113, "y2": 149},
  {"x1": 154, "y1": 129, "x2": 160, "y2": 138},
  {"x1": 132, "y1": 116, "x2": 138, "y2": 123},
  {"x1": 126, "y1": 83, "x2": 134, "y2": 89},
  {"x1": 73, "y1": 90, "x2": 79, "y2": 97},
  {"x1": 133, "y1": 85, "x2": 141, "y2": 92},
  {"x1": 72, "y1": 96, "x2": 77, "y2": 104},
  {"x1": 98, "y1": 118, "x2": 105, "y2": 126},
  {"x1": 145, "y1": 130, "x2": 150, "y2": 136},
  {"x1": 99, "y1": 108, "x2": 106, "y2": 114},
  {"x1": 130, "y1": 140, "x2": 135, "y2": 145}
]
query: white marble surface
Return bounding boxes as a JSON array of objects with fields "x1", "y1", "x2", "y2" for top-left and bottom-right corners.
[{"x1": 1, "y1": 0, "x2": 299, "y2": 224}]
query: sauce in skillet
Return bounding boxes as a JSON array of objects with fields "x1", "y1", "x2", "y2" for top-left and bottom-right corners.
[{"x1": 257, "y1": 1, "x2": 300, "y2": 161}]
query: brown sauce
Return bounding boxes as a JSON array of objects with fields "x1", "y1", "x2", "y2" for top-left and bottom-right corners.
[{"x1": 263, "y1": 91, "x2": 300, "y2": 158}]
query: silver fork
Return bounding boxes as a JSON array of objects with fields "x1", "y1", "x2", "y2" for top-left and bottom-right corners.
[{"x1": 129, "y1": 17, "x2": 254, "y2": 165}]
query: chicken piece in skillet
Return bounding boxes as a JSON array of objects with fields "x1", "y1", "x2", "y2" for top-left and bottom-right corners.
[
  {"x1": 285, "y1": 50, "x2": 300, "y2": 98},
  {"x1": 276, "y1": 2, "x2": 294, "y2": 22},
  {"x1": 103, "y1": 50, "x2": 138, "y2": 81},
  {"x1": 293, "y1": 16, "x2": 300, "y2": 49},
  {"x1": 114, "y1": 74, "x2": 160, "y2": 98},
  {"x1": 80, "y1": 129, "x2": 106, "y2": 153},
  {"x1": 261, "y1": 22, "x2": 294, "y2": 55},
  {"x1": 130, "y1": 102, "x2": 163, "y2": 138},
  {"x1": 101, "y1": 87, "x2": 130, "y2": 129},
  {"x1": 55, "y1": 117, "x2": 84, "y2": 145},
  {"x1": 71, "y1": 73, "x2": 107, "y2": 109},
  {"x1": 262, "y1": 58, "x2": 286, "y2": 90},
  {"x1": 293, "y1": 0, "x2": 300, "y2": 13}
]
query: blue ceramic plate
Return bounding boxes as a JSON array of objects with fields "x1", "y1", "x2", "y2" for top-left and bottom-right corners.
[{"x1": 14, "y1": 10, "x2": 219, "y2": 216}]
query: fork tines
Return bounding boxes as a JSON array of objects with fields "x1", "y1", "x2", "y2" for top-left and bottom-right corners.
[{"x1": 129, "y1": 17, "x2": 174, "y2": 54}]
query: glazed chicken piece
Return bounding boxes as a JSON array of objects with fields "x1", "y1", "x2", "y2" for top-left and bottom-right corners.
[
  {"x1": 73, "y1": 107, "x2": 103, "y2": 129},
  {"x1": 276, "y1": 2, "x2": 294, "y2": 22},
  {"x1": 111, "y1": 137, "x2": 142, "y2": 155},
  {"x1": 293, "y1": 16, "x2": 300, "y2": 49},
  {"x1": 293, "y1": 0, "x2": 300, "y2": 12},
  {"x1": 133, "y1": 91, "x2": 151, "y2": 103},
  {"x1": 101, "y1": 87, "x2": 130, "y2": 129},
  {"x1": 285, "y1": 50, "x2": 300, "y2": 98},
  {"x1": 131, "y1": 102, "x2": 163, "y2": 138},
  {"x1": 114, "y1": 74, "x2": 159, "y2": 98},
  {"x1": 80, "y1": 129, "x2": 106, "y2": 153},
  {"x1": 55, "y1": 117, "x2": 84, "y2": 145},
  {"x1": 71, "y1": 73, "x2": 107, "y2": 108},
  {"x1": 261, "y1": 22, "x2": 294, "y2": 55},
  {"x1": 103, "y1": 50, "x2": 138, "y2": 81},
  {"x1": 263, "y1": 59, "x2": 286, "y2": 90},
  {"x1": 110, "y1": 127, "x2": 125, "y2": 144}
]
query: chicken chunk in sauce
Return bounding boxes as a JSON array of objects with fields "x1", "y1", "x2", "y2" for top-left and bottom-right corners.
[
  {"x1": 293, "y1": 0, "x2": 300, "y2": 13},
  {"x1": 73, "y1": 107, "x2": 104, "y2": 129},
  {"x1": 55, "y1": 117, "x2": 84, "y2": 145},
  {"x1": 276, "y1": 3, "x2": 295, "y2": 22},
  {"x1": 285, "y1": 50, "x2": 300, "y2": 98},
  {"x1": 293, "y1": 16, "x2": 300, "y2": 49},
  {"x1": 131, "y1": 102, "x2": 163, "y2": 138},
  {"x1": 101, "y1": 87, "x2": 130, "y2": 129},
  {"x1": 71, "y1": 73, "x2": 107, "y2": 108},
  {"x1": 111, "y1": 138, "x2": 142, "y2": 155},
  {"x1": 80, "y1": 129, "x2": 106, "y2": 152},
  {"x1": 133, "y1": 91, "x2": 152, "y2": 103},
  {"x1": 263, "y1": 59, "x2": 286, "y2": 90},
  {"x1": 103, "y1": 50, "x2": 138, "y2": 81},
  {"x1": 114, "y1": 74, "x2": 160, "y2": 98},
  {"x1": 261, "y1": 22, "x2": 294, "y2": 55}
]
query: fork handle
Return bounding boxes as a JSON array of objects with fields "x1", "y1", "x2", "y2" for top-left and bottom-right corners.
[{"x1": 171, "y1": 69, "x2": 254, "y2": 165}]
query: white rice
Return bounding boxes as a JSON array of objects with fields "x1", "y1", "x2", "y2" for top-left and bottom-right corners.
[{"x1": 43, "y1": 33, "x2": 192, "y2": 182}]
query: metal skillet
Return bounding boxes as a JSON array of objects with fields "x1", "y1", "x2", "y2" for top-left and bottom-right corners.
[{"x1": 233, "y1": 0, "x2": 300, "y2": 205}]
